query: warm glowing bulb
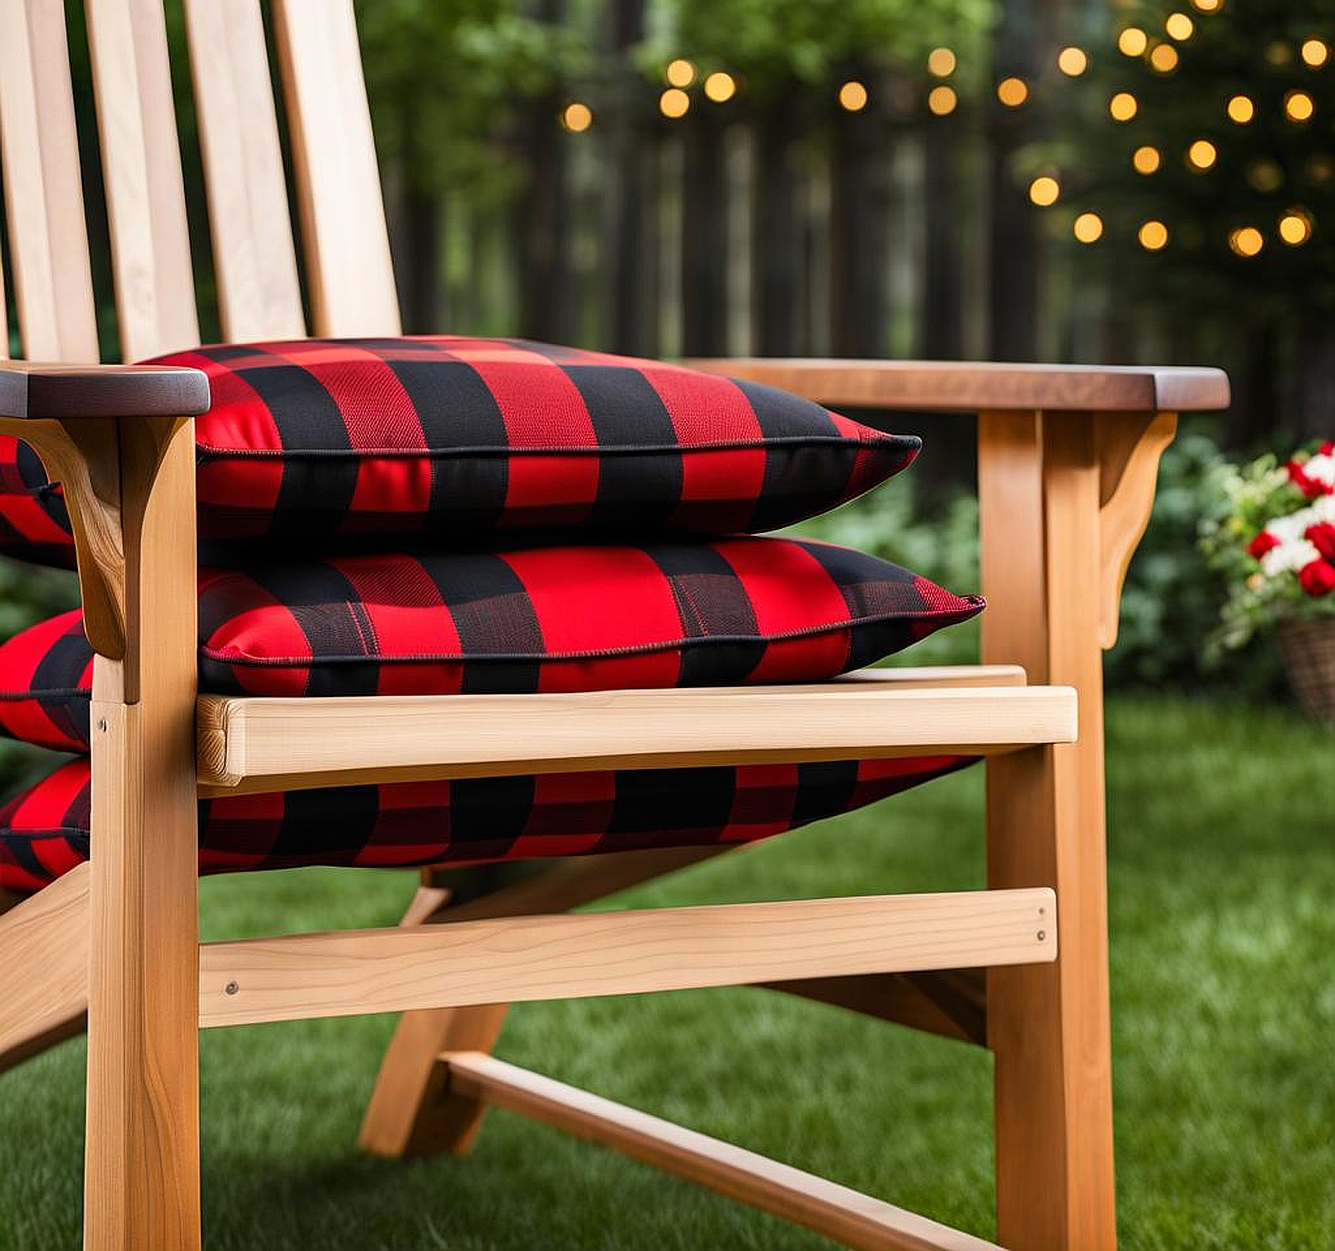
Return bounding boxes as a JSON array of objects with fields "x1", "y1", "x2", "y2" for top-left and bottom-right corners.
[
  {"x1": 1191, "y1": 0, "x2": 1222, "y2": 11},
  {"x1": 927, "y1": 85, "x2": 958, "y2": 115},
  {"x1": 561, "y1": 102, "x2": 592, "y2": 133},
  {"x1": 1187, "y1": 139, "x2": 1217, "y2": 169},
  {"x1": 1110, "y1": 92, "x2": 1138, "y2": 121},
  {"x1": 1279, "y1": 211, "x2": 1313, "y2": 245},
  {"x1": 1029, "y1": 176, "x2": 1061, "y2": 206},
  {"x1": 1074, "y1": 213, "x2": 1104, "y2": 243},
  {"x1": 1118, "y1": 27, "x2": 1149, "y2": 56},
  {"x1": 1139, "y1": 220, "x2": 1169, "y2": 250},
  {"x1": 1229, "y1": 226, "x2": 1264, "y2": 257},
  {"x1": 1165, "y1": 12, "x2": 1195, "y2": 39},
  {"x1": 927, "y1": 47, "x2": 957, "y2": 77},
  {"x1": 1286, "y1": 90, "x2": 1315, "y2": 122},
  {"x1": 839, "y1": 81, "x2": 869, "y2": 112},
  {"x1": 1133, "y1": 145, "x2": 1162, "y2": 174},
  {"x1": 1057, "y1": 46, "x2": 1088, "y2": 76},
  {"x1": 1227, "y1": 94, "x2": 1255, "y2": 123},
  {"x1": 1302, "y1": 38, "x2": 1329, "y2": 67},
  {"x1": 1150, "y1": 43, "x2": 1179, "y2": 71},
  {"x1": 997, "y1": 77, "x2": 1029, "y2": 107},
  {"x1": 703, "y1": 71, "x2": 736, "y2": 102},
  {"x1": 666, "y1": 59, "x2": 696, "y2": 88},
  {"x1": 660, "y1": 87, "x2": 691, "y2": 119}
]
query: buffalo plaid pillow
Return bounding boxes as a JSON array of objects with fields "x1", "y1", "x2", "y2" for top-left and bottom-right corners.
[
  {"x1": 0, "y1": 436, "x2": 76, "y2": 567},
  {"x1": 0, "y1": 540, "x2": 980, "y2": 744},
  {"x1": 0, "y1": 753, "x2": 974, "y2": 894},
  {"x1": 0, "y1": 337, "x2": 919, "y2": 565}
]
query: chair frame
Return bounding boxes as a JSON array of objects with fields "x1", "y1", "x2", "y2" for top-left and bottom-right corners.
[{"x1": 0, "y1": 3, "x2": 1227, "y2": 1249}]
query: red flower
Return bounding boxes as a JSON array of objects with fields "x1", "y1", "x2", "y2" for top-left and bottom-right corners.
[
  {"x1": 1289, "y1": 453, "x2": 1335, "y2": 498},
  {"x1": 1298, "y1": 559, "x2": 1335, "y2": 598},
  {"x1": 1322, "y1": 440, "x2": 1335, "y2": 456},
  {"x1": 1307, "y1": 522, "x2": 1335, "y2": 563},
  {"x1": 1248, "y1": 530, "x2": 1280, "y2": 559}
]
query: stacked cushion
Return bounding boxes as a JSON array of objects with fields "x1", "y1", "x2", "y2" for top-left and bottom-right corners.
[{"x1": 0, "y1": 337, "x2": 982, "y2": 897}]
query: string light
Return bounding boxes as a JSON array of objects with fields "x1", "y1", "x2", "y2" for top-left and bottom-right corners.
[
  {"x1": 1285, "y1": 90, "x2": 1315, "y2": 122},
  {"x1": 1058, "y1": 46, "x2": 1088, "y2": 76},
  {"x1": 1307, "y1": 155, "x2": 1335, "y2": 183},
  {"x1": 1138, "y1": 220, "x2": 1169, "y2": 250},
  {"x1": 839, "y1": 81, "x2": 869, "y2": 112},
  {"x1": 927, "y1": 47, "x2": 957, "y2": 76},
  {"x1": 703, "y1": 72, "x2": 736, "y2": 102},
  {"x1": 1247, "y1": 159, "x2": 1284, "y2": 192},
  {"x1": 1118, "y1": 27, "x2": 1149, "y2": 56},
  {"x1": 997, "y1": 77, "x2": 1028, "y2": 106},
  {"x1": 1187, "y1": 139, "x2": 1217, "y2": 170},
  {"x1": 1229, "y1": 226, "x2": 1264, "y2": 257},
  {"x1": 1190, "y1": 0, "x2": 1222, "y2": 12},
  {"x1": 928, "y1": 85, "x2": 958, "y2": 115},
  {"x1": 1074, "y1": 213, "x2": 1104, "y2": 243},
  {"x1": 560, "y1": 102, "x2": 593, "y2": 133},
  {"x1": 1165, "y1": 12, "x2": 1195, "y2": 39},
  {"x1": 1302, "y1": 38, "x2": 1330, "y2": 67},
  {"x1": 1029, "y1": 175, "x2": 1060, "y2": 206},
  {"x1": 1134, "y1": 145, "x2": 1162, "y2": 174},
  {"x1": 660, "y1": 87, "x2": 690, "y2": 118},
  {"x1": 1266, "y1": 42, "x2": 1293, "y2": 67},
  {"x1": 1150, "y1": 43, "x2": 1179, "y2": 72},
  {"x1": 666, "y1": 59, "x2": 696, "y2": 87},
  {"x1": 1227, "y1": 94, "x2": 1255, "y2": 123},
  {"x1": 1109, "y1": 92, "x2": 1138, "y2": 121},
  {"x1": 1279, "y1": 210, "x2": 1313, "y2": 245}
]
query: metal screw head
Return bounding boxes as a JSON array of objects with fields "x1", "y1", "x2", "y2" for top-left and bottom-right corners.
[
  {"x1": 97, "y1": 718, "x2": 107, "y2": 732},
  {"x1": 224, "y1": 981, "x2": 239, "y2": 996},
  {"x1": 1037, "y1": 930, "x2": 1047, "y2": 942}
]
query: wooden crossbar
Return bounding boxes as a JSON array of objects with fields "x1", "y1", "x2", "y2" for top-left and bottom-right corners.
[
  {"x1": 195, "y1": 672, "x2": 1075, "y2": 795},
  {"x1": 199, "y1": 888, "x2": 1054, "y2": 1029},
  {"x1": 446, "y1": 1052, "x2": 1003, "y2": 1251}
]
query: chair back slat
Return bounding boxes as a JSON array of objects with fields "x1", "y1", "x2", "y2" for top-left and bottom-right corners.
[
  {"x1": 84, "y1": 0, "x2": 200, "y2": 360},
  {"x1": 183, "y1": 0, "x2": 305, "y2": 343},
  {"x1": 273, "y1": 0, "x2": 401, "y2": 338},
  {"x1": 0, "y1": 0, "x2": 100, "y2": 363}
]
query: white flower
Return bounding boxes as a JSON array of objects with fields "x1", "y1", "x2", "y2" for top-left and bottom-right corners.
[
  {"x1": 1261, "y1": 537, "x2": 1320, "y2": 577},
  {"x1": 1302, "y1": 453, "x2": 1335, "y2": 488}
]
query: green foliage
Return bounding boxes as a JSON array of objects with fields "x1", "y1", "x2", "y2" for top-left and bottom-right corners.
[
  {"x1": 355, "y1": 0, "x2": 589, "y2": 195},
  {"x1": 650, "y1": 0, "x2": 994, "y2": 90}
]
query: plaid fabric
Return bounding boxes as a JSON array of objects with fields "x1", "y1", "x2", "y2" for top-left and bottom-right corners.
[
  {"x1": 0, "y1": 435, "x2": 76, "y2": 567},
  {"x1": 0, "y1": 753, "x2": 975, "y2": 894},
  {"x1": 0, "y1": 609, "x2": 91, "y2": 752},
  {"x1": 198, "y1": 539, "x2": 982, "y2": 698},
  {"x1": 0, "y1": 337, "x2": 919, "y2": 566}
]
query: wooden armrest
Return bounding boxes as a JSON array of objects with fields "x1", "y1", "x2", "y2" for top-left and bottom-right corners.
[
  {"x1": 0, "y1": 361, "x2": 210, "y2": 420},
  {"x1": 681, "y1": 358, "x2": 1229, "y2": 414}
]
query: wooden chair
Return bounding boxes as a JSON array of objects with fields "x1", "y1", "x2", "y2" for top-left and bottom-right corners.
[{"x1": 0, "y1": 3, "x2": 1227, "y2": 1248}]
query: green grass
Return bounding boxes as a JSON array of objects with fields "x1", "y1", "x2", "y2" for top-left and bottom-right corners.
[{"x1": 1, "y1": 696, "x2": 1331, "y2": 1250}]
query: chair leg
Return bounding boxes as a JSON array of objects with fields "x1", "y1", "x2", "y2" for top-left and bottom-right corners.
[{"x1": 83, "y1": 693, "x2": 201, "y2": 1251}]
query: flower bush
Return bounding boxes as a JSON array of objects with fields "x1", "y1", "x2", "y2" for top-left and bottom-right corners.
[{"x1": 1200, "y1": 440, "x2": 1335, "y2": 652}]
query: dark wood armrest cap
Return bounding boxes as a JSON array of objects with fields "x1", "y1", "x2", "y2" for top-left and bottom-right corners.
[{"x1": 0, "y1": 362, "x2": 211, "y2": 420}]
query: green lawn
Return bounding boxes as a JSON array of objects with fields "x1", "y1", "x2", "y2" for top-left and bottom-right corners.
[{"x1": 2, "y1": 697, "x2": 1331, "y2": 1250}]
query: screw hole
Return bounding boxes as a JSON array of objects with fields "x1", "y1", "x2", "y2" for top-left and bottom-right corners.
[
  {"x1": 97, "y1": 718, "x2": 107, "y2": 732},
  {"x1": 1036, "y1": 931, "x2": 1047, "y2": 942},
  {"x1": 224, "y1": 981, "x2": 239, "y2": 996}
]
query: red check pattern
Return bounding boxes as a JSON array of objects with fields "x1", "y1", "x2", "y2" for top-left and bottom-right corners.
[
  {"x1": 0, "y1": 609, "x2": 91, "y2": 752},
  {"x1": 0, "y1": 754, "x2": 975, "y2": 894},
  {"x1": 0, "y1": 337, "x2": 919, "y2": 565}
]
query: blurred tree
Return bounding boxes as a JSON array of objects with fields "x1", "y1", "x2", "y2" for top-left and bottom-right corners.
[{"x1": 1057, "y1": 2, "x2": 1335, "y2": 438}]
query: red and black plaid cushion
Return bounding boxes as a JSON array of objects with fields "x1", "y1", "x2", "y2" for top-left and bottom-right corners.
[
  {"x1": 0, "y1": 753, "x2": 974, "y2": 894},
  {"x1": 0, "y1": 436, "x2": 76, "y2": 567},
  {"x1": 0, "y1": 541, "x2": 980, "y2": 746},
  {"x1": 0, "y1": 609, "x2": 91, "y2": 752},
  {"x1": 0, "y1": 337, "x2": 919, "y2": 565}
]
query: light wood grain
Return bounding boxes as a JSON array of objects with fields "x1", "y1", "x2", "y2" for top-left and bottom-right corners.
[
  {"x1": 683, "y1": 358, "x2": 1229, "y2": 414},
  {"x1": 196, "y1": 679, "x2": 1073, "y2": 794},
  {"x1": 83, "y1": 417, "x2": 200, "y2": 1251},
  {"x1": 201, "y1": 888, "x2": 1055, "y2": 1029},
  {"x1": 979, "y1": 411, "x2": 1117, "y2": 1251},
  {"x1": 448, "y1": 1053, "x2": 1003, "y2": 1251},
  {"x1": 84, "y1": 0, "x2": 199, "y2": 360},
  {"x1": 183, "y1": 0, "x2": 305, "y2": 342},
  {"x1": 0, "y1": 863, "x2": 89, "y2": 1072},
  {"x1": 361, "y1": 845, "x2": 732, "y2": 1158},
  {"x1": 0, "y1": 0, "x2": 99, "y2": 362},
  {"x1": 273, "y1": 0, "x2": 400, "y2": 337}
]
